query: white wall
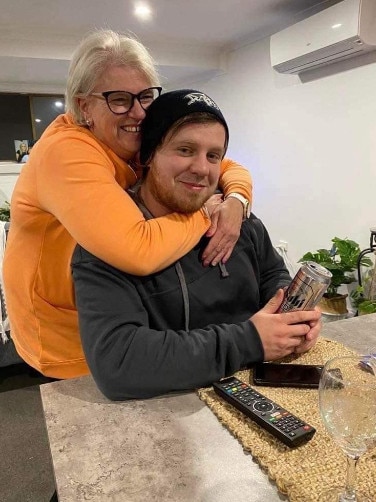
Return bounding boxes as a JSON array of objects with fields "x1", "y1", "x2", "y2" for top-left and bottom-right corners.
[
  {"x1": 186, "y1": 38, "x2": 376, "y2": 265},
  {"x1": 0, "y1": 163, "x2": 22, "y2": 204}
]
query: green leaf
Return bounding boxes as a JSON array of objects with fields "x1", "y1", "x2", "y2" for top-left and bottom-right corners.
[
  {"x1": 299, "y1": 236, "x2": 371, "y2": 295},
  {"x1": 0, "y1": 201, "x2": 10, "y2": 222},
  {"x1": 358, "y1": 300, "x2": 376, "y2": 314}
]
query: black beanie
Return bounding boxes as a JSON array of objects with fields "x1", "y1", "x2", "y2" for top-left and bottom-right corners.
[{"x1": 140, "y1": 89, "x2": 229, "y2": 165}]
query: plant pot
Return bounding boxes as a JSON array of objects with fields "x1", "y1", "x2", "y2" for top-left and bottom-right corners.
[{"x1": 319, "y1": 294, "x2": 348, "y2": 315}]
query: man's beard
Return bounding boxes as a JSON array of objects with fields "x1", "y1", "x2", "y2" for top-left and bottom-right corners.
[{"x1": 147, "y1": 169, "x2": 213, "y2": 214}]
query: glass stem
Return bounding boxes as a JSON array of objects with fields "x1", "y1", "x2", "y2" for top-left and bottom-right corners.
[{"x1": 342, "y1": 455, "x2": 358, "y2": 501}]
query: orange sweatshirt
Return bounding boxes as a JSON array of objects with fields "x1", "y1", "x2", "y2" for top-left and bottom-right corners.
[{"x1": 3, "y1": 113, "x2": 252, "y2": 379}]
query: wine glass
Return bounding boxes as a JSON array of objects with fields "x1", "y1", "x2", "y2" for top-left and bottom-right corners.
[
  {"x1": 367, "y1": 347, "x2": 376, "y2": 372},
  {"x1": 357, "y1": 347, "x2": 376, "y2": 376},
  {"x1": 318, "y1": 355, "x2": 376, "y2": 502}
]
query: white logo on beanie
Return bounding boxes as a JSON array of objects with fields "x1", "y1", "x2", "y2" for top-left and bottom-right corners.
[{"x1": 184, "y1": 92, "x2": 220, "y2": 110}]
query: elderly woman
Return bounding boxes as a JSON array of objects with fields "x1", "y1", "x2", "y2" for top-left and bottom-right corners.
[{"x1": 3, "y1": 29, "x2": 252, "y2": 379}]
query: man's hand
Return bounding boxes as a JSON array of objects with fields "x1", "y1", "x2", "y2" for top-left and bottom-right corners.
[
  {"x1": 250, "y1": 289, "x2": 322, "y2": 361},
  {"x1": 202, "y1": 196, "x2": 244, "y2": 266},
  {"x1": 294, "y1": 307, "x2": 322, "y2": 354}
]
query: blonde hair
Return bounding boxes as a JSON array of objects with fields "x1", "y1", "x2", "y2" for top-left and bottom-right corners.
[{"x1": 66, "y1": 29, "x2": 160, "y2": 124}]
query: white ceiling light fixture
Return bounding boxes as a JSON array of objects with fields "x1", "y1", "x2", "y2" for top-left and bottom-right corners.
[
  {"x1": 134, "y1": 2, "x2": 152, "y2": 21},
  {"x1": 55, "y1": 101, "x2": 64, "y2": 107},
  {"x1": 35, "y1": 118, "x2": 41, "y2": 123}
]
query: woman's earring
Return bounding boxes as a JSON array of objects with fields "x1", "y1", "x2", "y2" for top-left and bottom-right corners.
[{"x1": 86, "y1": 117, "x2": 93, "y2": 127}]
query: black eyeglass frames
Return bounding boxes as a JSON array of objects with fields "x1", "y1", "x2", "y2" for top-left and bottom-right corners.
[{"x1": 89, "y1": 87, "x2": 162, "y2": 114}]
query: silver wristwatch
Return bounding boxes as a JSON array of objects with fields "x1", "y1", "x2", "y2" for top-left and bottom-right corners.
[{"x1": 225, "y1": 192, "x2": 251, "y2": 220}]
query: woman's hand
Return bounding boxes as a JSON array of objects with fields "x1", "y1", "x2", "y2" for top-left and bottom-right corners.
[{"x1": 202, "y1": 195, "x2": 244, "y2": 266}]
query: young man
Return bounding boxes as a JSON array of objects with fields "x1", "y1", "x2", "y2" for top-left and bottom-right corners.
[{"x1": 71, "y1": 90, "x2": 321, "y2": 400}]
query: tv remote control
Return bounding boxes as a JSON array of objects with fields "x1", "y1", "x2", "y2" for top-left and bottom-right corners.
[{"x1": 213, "y1": 376, "x2": 316, "y2": 447}]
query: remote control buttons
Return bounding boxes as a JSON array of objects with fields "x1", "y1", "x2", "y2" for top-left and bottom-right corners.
[
  {"x1": 253, "y1": 401, "x2": 274, "y2": 413},
  {"x1": 213, "y1": 377, "x2": 316, "y2": 447}
]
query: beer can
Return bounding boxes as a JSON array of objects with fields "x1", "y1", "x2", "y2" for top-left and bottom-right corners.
[{"x1": 277, "y1": 261, "x2": 332, "y2": 313}]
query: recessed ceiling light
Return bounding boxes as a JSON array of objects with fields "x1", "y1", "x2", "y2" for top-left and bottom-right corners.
[
  {"x1": 55, "y1": 101, "x2": 63, "y2": 107},
  {"x1": 35, "y1": 118, "x2": 41, "y2": 123},
  {"x1": 134, "y1": 2, "x2": 152, "y2": 21}
]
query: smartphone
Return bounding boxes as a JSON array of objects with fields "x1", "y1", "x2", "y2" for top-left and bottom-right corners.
[{"x1": 252, "y1": 362, "x2": 324, "y2": 388}]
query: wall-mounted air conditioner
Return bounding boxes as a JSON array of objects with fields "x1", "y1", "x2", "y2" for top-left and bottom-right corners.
[{"x1": 270, "y1": 0, "x2": 376, "y2": 74}]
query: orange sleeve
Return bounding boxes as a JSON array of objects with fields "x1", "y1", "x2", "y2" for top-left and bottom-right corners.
[
  {"x1": 218, "y1": 157, "x2": 253, "y2": 204},
  {"x1": 37, "y1": 134, "x2": 210, "y2": 275},
  {"x1": 37, "y1": 135, "x2": 252, "y2": 276}
]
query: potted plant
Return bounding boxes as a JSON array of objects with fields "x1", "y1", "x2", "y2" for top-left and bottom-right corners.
[
  {"x1": 0, "y1": 201, "x2": 10, "y2": 222},
  {"x1": 350, "y1": 262, "x2": 376, "y2": 315},
  {"x1": 299, "y1": 237, "x2": 373, "y2": 315}
]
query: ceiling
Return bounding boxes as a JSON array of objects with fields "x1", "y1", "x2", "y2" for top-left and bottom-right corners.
[{"x1": 0, "y1": 0, "x2": 341, "y2": 94}]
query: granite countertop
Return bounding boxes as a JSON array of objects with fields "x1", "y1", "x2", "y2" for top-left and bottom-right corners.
[
  {"x1": 40, "y1": 313, "x2": 376, "y2": 502},
  {"x1": 42, "y1": 379, "x2": 281, "y2": 502},
  {"x1": 320, "y1": 312, "x2": 376, "y2": 353}
]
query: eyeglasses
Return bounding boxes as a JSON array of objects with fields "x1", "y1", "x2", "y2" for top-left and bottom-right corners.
[{"x1": 89, "y1": 87, "x2": 162, "y2": 114}]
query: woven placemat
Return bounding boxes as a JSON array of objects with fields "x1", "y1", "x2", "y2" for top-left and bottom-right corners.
[{"x1": 197, "y1": 337, "x2": 376, "y2": 502}]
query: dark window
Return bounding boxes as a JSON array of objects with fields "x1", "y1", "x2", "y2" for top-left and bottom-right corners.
[
  {"x1": 31, "y1": 96, "x2": 65, "y2": 140},
  {"x1": 0, "y1": 93, "x2": 65, "y2": 161},
  {"x1": 0, "y1": 94, "x2": 33, "y2": 161}
]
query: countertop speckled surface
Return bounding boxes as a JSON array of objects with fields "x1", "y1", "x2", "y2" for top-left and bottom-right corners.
[{"x1": 41, "y1": 314, "x2": 376, "y2": 502}]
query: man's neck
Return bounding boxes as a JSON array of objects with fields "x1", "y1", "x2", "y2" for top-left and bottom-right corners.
[{"x1": 139, "y1": 183, "x2": 171, "y2": 218}]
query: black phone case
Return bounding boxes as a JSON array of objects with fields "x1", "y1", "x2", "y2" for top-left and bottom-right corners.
[{"x1": 252, "y1": 363, "x2": 323, "y2": 388}]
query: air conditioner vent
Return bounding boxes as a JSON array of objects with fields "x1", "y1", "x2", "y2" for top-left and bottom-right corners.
[
  {"x1": 270, "y1": 0, "x2": 376, "y2": 74},
  {"x1": 274, "y1": 37, "x2": 364, "y2": 74}
]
